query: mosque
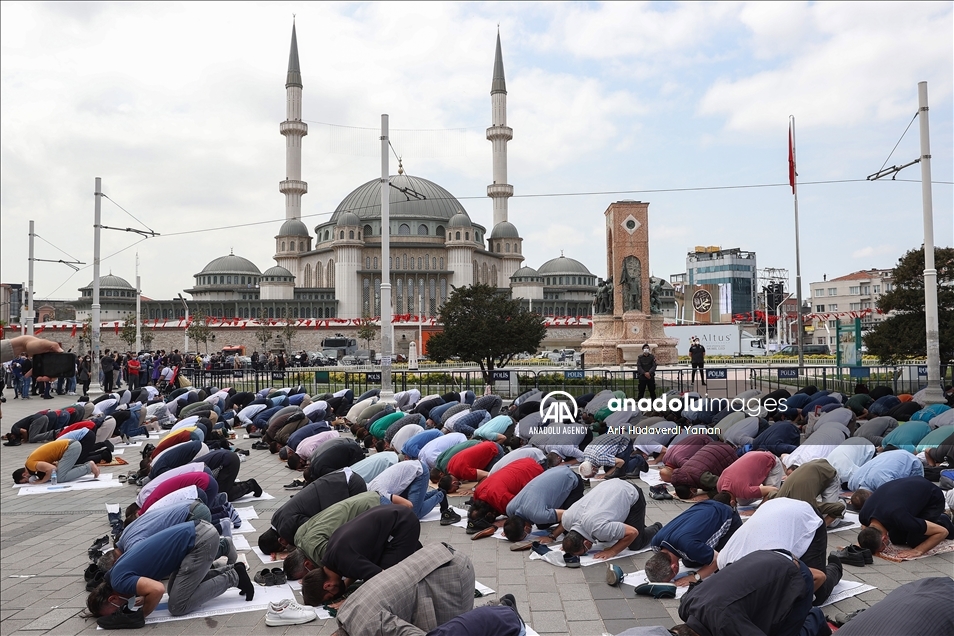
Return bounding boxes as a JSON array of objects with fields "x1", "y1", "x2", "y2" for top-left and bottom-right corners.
[{"x1": 74, "y1": 25, "x2": 597, "y2": 344}]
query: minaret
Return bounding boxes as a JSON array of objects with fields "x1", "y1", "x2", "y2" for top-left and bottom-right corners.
[
  {"x1": 486, "y1": 31, "x2": 513, "y2": 228},
  {"x1": 275, "y1": 21, "x2": 311, "y2": 282},
  {"x1": 280, "y1": 21, "x2": 308, "y2": 222}
]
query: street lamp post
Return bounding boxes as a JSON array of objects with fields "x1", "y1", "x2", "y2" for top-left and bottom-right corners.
[
  {"x1": 178, "y1": 294, "x2": 190, "y2": 353},
  {"x1": 90, "y1": 177, "x2": 103, "y2": 396},
  {"x1": 379, "y1": 114, "x2": 394, "y2": 400}
]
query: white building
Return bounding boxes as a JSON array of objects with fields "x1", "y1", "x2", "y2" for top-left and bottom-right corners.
[{"x1": 807, "y1": 269, "x2": 894, "y2": 346}]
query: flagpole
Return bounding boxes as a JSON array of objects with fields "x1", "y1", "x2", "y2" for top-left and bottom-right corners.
[{"x1": 790, "y1": 116, "x2": 805, "y2": 370}]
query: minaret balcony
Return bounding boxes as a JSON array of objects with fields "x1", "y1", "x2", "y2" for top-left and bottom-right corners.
[
  {"x1": 487, "y1": 184, "x2": 513, "y2": 198},
  {"x1": 485, "y1": 125, "x2": 513, "y2": 141},
  {"x1": 280, "y1": 121, "x2": 309, "y2": 136},
  {"x1": 280, "y1": 179, "x2": 308, "y2": 195}
]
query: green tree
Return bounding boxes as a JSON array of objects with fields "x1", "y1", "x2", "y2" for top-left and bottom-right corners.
[
  {"x1": 255, "y1": 318, "x2": 272, "y2": 353},
  {"x1": 864, "y1": 246, "x2": 954, "y2": 364},
  {"x1": 357, "y1": 314, "x2": 377, "y2": 352},
  {"x1": 119, "y1": 313, "x2": 138, "y2": 351},
  {"x1": 426, "y1": 283, "x2": 547, "y2": 384},
  {"x1": 187, "y1": 311, "x2": 213, "y2": 353}
]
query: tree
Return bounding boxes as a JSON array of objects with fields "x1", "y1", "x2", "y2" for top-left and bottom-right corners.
[
  {"x1": 187, "y1": 311, "x2": 213, "y2": 353},
  {"x1": 255, "y1": 319, "x2": 272, "y2": 353},
  {"x1": 426, "y1": 283, "x2": 547, "y2": 384},
  {"x1": 357, "y1": 314, "x2": 377, "y2": 352},
  {"x1": 278, "y1": 307, "x2": 297, "y2": 352},
  {"x1": 864, "y1": 247, "x2": 954, "y2": 364},
  {"x1": 119, "y1": 313, "x2": 138, "y2": 351}
]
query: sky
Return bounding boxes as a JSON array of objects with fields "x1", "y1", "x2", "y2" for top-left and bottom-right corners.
[{"x1": 2, "y1": 1, "x2": 952, "y2": 306}]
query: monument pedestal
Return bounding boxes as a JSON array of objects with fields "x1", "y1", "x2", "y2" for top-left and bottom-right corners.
[{"x1": 582, "y1": 313, "x2": 678, "y2": 366}]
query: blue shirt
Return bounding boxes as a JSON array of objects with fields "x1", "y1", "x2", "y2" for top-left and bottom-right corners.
[
  {"x1": 848, "y1": 450, "x2": 925, "y2": 491},
  {"x1": 882, "y1": 422, "x2": 931, "y2": 453},
  {"x1": 401, "y1": 429, "x2": 442, "y2": 459},
  {"x1": 118, "y1": 502, "x2": 193, "y2": 553},
  {"x1": 108, "y1": 522, "x2": 197, "y2": 596},
  {"x1": 287, "y1": 422, "x2": 330, "y2": 450},
  {"x1": 651, "y1": 500, "x2": 737, "y2": 567}
]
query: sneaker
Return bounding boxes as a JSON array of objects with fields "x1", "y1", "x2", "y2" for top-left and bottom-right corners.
[
  {"x1": 634, "y1": 581, "x2": 677, "y2": 599},
  {"x1": 283, "y1": 479, "x2": 304, "y2": 490},
  {"x1": 251, "y1": 441, "x2": 269, "y2": 450},
  {"x1": 440, "y1": 509, "x2": 462, "y2": 526},
  {"x1": 510, "y1": 541, "x2": 534, "y2": 552},
  {"x1": 650, "y1": 484, "x2": 673, "y2": 500},
  {"x1": 606, "y1": 564, "x2": 625, "y2": 586},
  {"x1": 827, "y1": 517, "x2": 854, "y2": 530},
  {"x1": 97, "y1": 607, "x2": 145, "y2": 630},
  {"x1": 563, "y1": 553, "x2": 581, "y2": 568},
  {"x1": 265, "y1": 599, "x2": 316, "y2": 626},
  {"x1": 530, "y1": 541, "x2": 552, "y2": 556}
]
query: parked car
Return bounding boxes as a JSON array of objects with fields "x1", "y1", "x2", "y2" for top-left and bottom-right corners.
[{"x1": 773, "y1": 344, "x2": 831, "y2": 356}]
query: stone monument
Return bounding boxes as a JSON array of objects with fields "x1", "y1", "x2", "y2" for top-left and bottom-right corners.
[{"x1": 581, "y1": 201, "x2": 679, "y2": 365}]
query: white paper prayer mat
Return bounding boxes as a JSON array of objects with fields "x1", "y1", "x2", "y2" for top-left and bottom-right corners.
[
  {"x1": 528, "y1": 543, "x2": 650, "y2": 567},
  {"x1": 231, "y1": 535, "x2": 251, "y2": 551},
  {"x1": 137, "y1": 582, "x2": 293, "y2": 624},
  {"x1": 622, "y1": 570, "x2": 692, "y2": 599},
  {"x1": 421, "y1": 506, "x2": 468, "y2": 524},
  {"x1": 820, "y1": 579, "x2": 876, "y2": 607},
  {"x1": 237, "y1": 506, "x2": 259, "y2": 520},
  {"x1": 827, "y1": 512, "x2": 861, "y2": 533},
  {"x1": 232, "y1": 492, "x2": 276, "y2": 504},
  {"x1": 112, "y1": 449, "x2": 125, "y2": 455},
  {"x1": 18, "y1": 476, "x2": 122, "y2": 495},
  {"x1": 113, "y1": 441, "x2": 143, "y2": 449},
  {"x1": 250, "y1": 547, "x2": 286, "y2": 564},
  {"x1": 638, "y1": 469, "x2": 667, "y2": 488},
  {"x1": 233, "y1": 518, "x2": 257, "y2": 534},
  {"x1": 12, "y1": 472, "x2": 113, "y2": 488},
  {"x1": 105, "y1": 503, "x2": 120, "y2": 514},
  {"x1": 474, "y1": 581, "x2": 495, "y2": 596},
  {"x1": 493, "y1": 528, "x2": 549, "y2": 541},
  {"x1": 525, "y1": 627, "x2": 541, "y2": 636}
]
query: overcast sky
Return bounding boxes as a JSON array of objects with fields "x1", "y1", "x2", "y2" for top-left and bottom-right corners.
[{"x1": 2, "y1": 1, "x2": 952, "y2": 305}]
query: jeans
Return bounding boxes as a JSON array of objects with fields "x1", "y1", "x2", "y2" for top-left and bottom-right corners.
[
  {"x1": 403, "y1": 460, "x2": 445, "y2": 519},
  {"x1": 20, "y1": 376, "x2": 32, "y2": 398},
  {"x1": 57, "y1": 440, "x2": 93, "y2": 482},
  {"x1": 166, "y1": 520, "x2": 239, "y2": 616}
]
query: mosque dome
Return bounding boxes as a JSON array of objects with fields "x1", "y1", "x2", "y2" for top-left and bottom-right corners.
[
  {"x1": 335, "y1": 211, "x2": 361, "y2": 227},
  {"x1": 198, "y1": 254, "x2": 262, "y2": 276},
  {"x1": 329, "y1": 174, "x2": 467, "y2": 223},
  {"x1": 512, "y1": 266, "x2": 539, "y2": 278},
  {"x1": 278, "y1": 219, "x2": 309, "y2": 236},
  {"x1": 490, "y1": 221, "x2": 519, "y2": 239},
  {"x1": 262, "y1": 265, "x2": 294, "y2": 279},
  {"x1": 448, "y1": 211, "x2": 473, "y2": 228},
  {"x1": 537, "y1": 255, "x2": 593, "y2": 276},
  {"x1": 82, "y1": 274, "x2": 134, "y2": 290}
]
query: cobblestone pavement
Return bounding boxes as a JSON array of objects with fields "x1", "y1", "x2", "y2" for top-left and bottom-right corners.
[{"x1": 2, "y1": 393, "x2": 952, "y2": 635}]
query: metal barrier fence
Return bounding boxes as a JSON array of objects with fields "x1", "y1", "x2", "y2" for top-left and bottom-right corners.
[{"x1": 178, "y1": 364, "x2": 950, "y2": 400}]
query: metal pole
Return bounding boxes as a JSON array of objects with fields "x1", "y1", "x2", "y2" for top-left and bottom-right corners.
[
  {"x1": 135, "y1": 253, "x2": 142, "y2": 352},
  {"x1": 179, "y1": 294, "x2": 189, "y2": 353},
  {"x1": 918, "y1": 81, "x2": 945, "y2": 404},
  {"x1": 380, "y1": 114, "x2": 394, "y2": 399},
  {"x1": 91, "y1": 177, "x2": 103, "y2": 395},
  {"x1": 791, "y1": 117, "x2": 805, "y2": 370},
  {"x1": 27, "y1": 220, "x2": 35, "y2": 336}
]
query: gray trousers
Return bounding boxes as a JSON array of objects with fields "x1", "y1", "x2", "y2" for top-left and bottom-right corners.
[
  {"x1": 167, "y1": 520, "x2": 238, "y2": 616},
  {"x1": 29, "y1": 416, "x2": 55, "y2": 443},
  {"x1": 59, "y1": 440, "x2": 92, "y2": 482}
]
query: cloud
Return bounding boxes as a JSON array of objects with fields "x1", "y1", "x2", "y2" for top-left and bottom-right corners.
[{"x1": 851, "y1": 245, "x2": 896, "y2": 259}]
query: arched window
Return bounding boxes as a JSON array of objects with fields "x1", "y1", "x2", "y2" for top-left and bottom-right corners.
[
  {"x1": 473, "y1": 261, "x2": 479, "y2": 283},
  {"x1": 389, "y1": 257, "x2": 393, "y2": 269},
  {"x1": 364, "y1": 224, "x2": 373, "y2": 237},
  {"x1": 492, "y1": 265, "x2": 498, "y2": 287},
  {"x1": 366, "y1": 257, "x2": 371, "y2": 269},
  {"x1": 398, "y1": 223, "x2": 410, "y2": 235},
  {"x1": 357, "y1": 232, "x2": 361, "y2": 239},
  {"x1": 455, "y1": 231, "x2": 461, "y2": 240},
  {"x1": 465, "y1": 232, "x2": 470, "y2": 241},
  {"x1": 432, "y1": 257, "x2": 437, "y2": 269},
  {"x1": 324, "y1": 231, "x2": 330, "y2": 241},
  {"x1": 418, "y1": 277, "x2": 425, "y2": 315},
  {"x1": 482, "y1": 263, "x2": 488, "y2": 284},
  {"x1": 439, "y1": 257, "x2": 444, "y2": 270},
  {"x1": 349, "y1": 230, "x2": 355, "y2": 239},
  {"x1": 299, "y1": 241, "x2": 304, "y2": 251},
  {"x1": 396, "y1": 279, "x2": 403, "y2": 313},
  {"x1": 281, "y1": 241, "x2": 286, "y2": 251},
  {"x1": 304, "y1": 264, "x2": 312, "y2": 287},
  {"x1": 440, "y1": 278, "x2": 447, "y2": 303},
  {"x1": 436, "y1": 225, "x2": 444, "y2": 237},
  {"x1": 515, "y1": 243, "x2": 520, "y2": 253},
  {"x1": 505, "y1": 243, "x2": 510, "y2": 252},
  {"x1": 373, "y1": 257, "x2": 378, "y2": 269},
  {"x1": 374, "y1": 278, "x2": 381, "y2": 316},
  {"x1": 363, "y1": 278, "x2": 370, "y2": 315},
  {"x1": 327, "y1": 260, "x2": 335, "y2": 287},
  {"x1": 418, "y1": 224, "x2": 428, "y2": 235},
  {"x1": 424, "y1": 254, "x2": 429, "y2": 270},
  {"x1": 340, "y1": 231, "x2": 344, "y2": 240},
  {"x1": 315, "y1": 262, "x2": 323, "y2": 287},
  {"x1": 403, "y1": 254, "x2": 408, "y2": 269},
  {"x1": 407, "y1": 279, "x2": 415, "y2": 313},
  {"x1": 429, "y1": 279, "x2": 436, "y2": 316},
  {"x1": 418, "y1": 257, "x2": 422, "y2": 269}
]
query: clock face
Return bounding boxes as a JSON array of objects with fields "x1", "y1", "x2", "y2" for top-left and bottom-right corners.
[{"x1": 692, "y1": 289, "x2": 712, "y2": 313}]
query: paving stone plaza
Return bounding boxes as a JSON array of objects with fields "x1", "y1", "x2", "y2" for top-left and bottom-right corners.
[{"x1": 2, "y1": 391, "x2": 952, "y2": 636}]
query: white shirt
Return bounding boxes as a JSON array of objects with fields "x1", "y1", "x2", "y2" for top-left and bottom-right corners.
[
  {"x1": 391, "y1": 424, "x2": 424, "y2": 455},
  {"x1": 717, "y1": 498, "x2": 822, "y2": 570},
  {"x1": 136, "y1": 463, "x2": 206, "y2": 507},
  {"x1": 419, "y1": 432, "x2": 466, "y2": 469},
  {"x1": 368, "y1": 460, "x2": 424, "y2": 497},
  {"x1": 826, "y1": 439, "x2": 876, "y2": 485}
]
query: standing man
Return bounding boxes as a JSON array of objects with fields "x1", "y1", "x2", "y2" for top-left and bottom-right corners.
[
  {"x1": 101, "y1": 350, "x2": 115, "y2": 393},
  {"x1": 636, "y1": 344, "x2": 657, "y2": 400},
  {"x1": 689, "y1": 336, "x2": 706, "y2": 387},
  {"x1": 126, "y1": 354, "x2": 141, "y2": 391},
  {"x1": 19, "y1": 353, "x2": 33, "y2": 400}
]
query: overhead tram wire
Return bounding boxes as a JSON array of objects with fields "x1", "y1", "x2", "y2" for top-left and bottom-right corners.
[
  {"x1": 153, "y1": 176, "x2": 951, "y2": 239},
  {"x1": 876, "y1": 112, "x2": 920, "y2": 175},
  {"x1": 102, "y1": 193, "x2": 158, "y2": 236},
  {"x1": 39, "y1": 237, "x2": 149, "y2": 299}
]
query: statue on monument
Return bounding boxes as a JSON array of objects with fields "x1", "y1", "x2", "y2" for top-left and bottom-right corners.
[
  {"x1": 619, "y1": 256, "x2": 642, "y2": 312},
  {"x1": 595, "y1": 277, "x2": 613, "y2": 315},
  {"x1": 650, "y1": 278, "x2": 664, "y2": 315}
]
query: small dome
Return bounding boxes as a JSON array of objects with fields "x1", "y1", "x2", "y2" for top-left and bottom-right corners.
[
  {"x1": 448, "y1": 211, "x2": 472, "y2": 228},
  {"x1": 198, "y1": 254, "x2": 262, "y2": 276},
  {"x1": 262, "y1": 265, "x2": 294, "y2": 278},
  {"x1": 490, "y1": 221, "x2": 519, "y2": 239},
  {"x1": 83, "y1": 274, "x2": 134, "y2": 289},
  {"x1": 336, "y1": 211, "x2": 361, "y2": 227},
  {"x1": 512, "y1": 266, "x2": 539, "y2": 278},
  {"x1": 537, "y1": 255, "x2": 593, "y2": 276},
  {"x1": 278, "y1": 219, "x2": 309, "y2": 236}
]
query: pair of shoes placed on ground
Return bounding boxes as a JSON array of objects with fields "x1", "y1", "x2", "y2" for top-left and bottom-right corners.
[
  {"x1": 439, "y1": 509, "x2": 462, "y2": 526},
  {"x1": 608, "y1": 564, "x2": 678, "y2": 598},
  {"x1": 830, "y1": 545, "x2": 872, "y2": 567},
  {"x1": 253, "y1": 567, "x2": 287, "y2": 586},
  {"x1": 251, "y1": 441, "x2": 270, "y2": 450},
  {"x1": 283, "y1": 479, "x2": 305, "y2": 490},
  {"x1": 649, "y1": 484, "x2": 673, "y2": 500},
  {"x1": 265, "y1": 599, "x2": 316, "y2": 626},
  {"x1": 471, "y1": 524, "x2": 497, "y2": 540},
  {"x1": 88, "y1": 535, "x2": 110, "y2": 563}
]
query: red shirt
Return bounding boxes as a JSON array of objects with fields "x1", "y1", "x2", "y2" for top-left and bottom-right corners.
[
  {"x1": 474, "y1": 457, "x2": 544, "y2": 514},
  {"x1": 153, "y1": 429, "x2": 193, "y2": 457},
  {"x1": 717, "y1": 451, "x2": 778, "y2": 500},
  {"x1": 664, "y1": 434, "x2": 715, "y2": 469},
  {"x1": 447, "y1": 440, "x2": 500, "y2": 481},
  {"x1": 139, "y1": 472, "x2": 212, "y2": 515},
  {"x1": 56, "y1": 421, "x2": 95, "y2": 438}
]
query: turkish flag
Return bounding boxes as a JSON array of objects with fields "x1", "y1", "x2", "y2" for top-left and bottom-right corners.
[
  {"x1": 70, "y1": 324, "x2": 77, "y2": 338},
  {"x1": 113, "y1": 322, "x2": 120, "y2": 335},
  {"x1": 788, "y1": 121, "x2": 797, "y2": 194}
]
